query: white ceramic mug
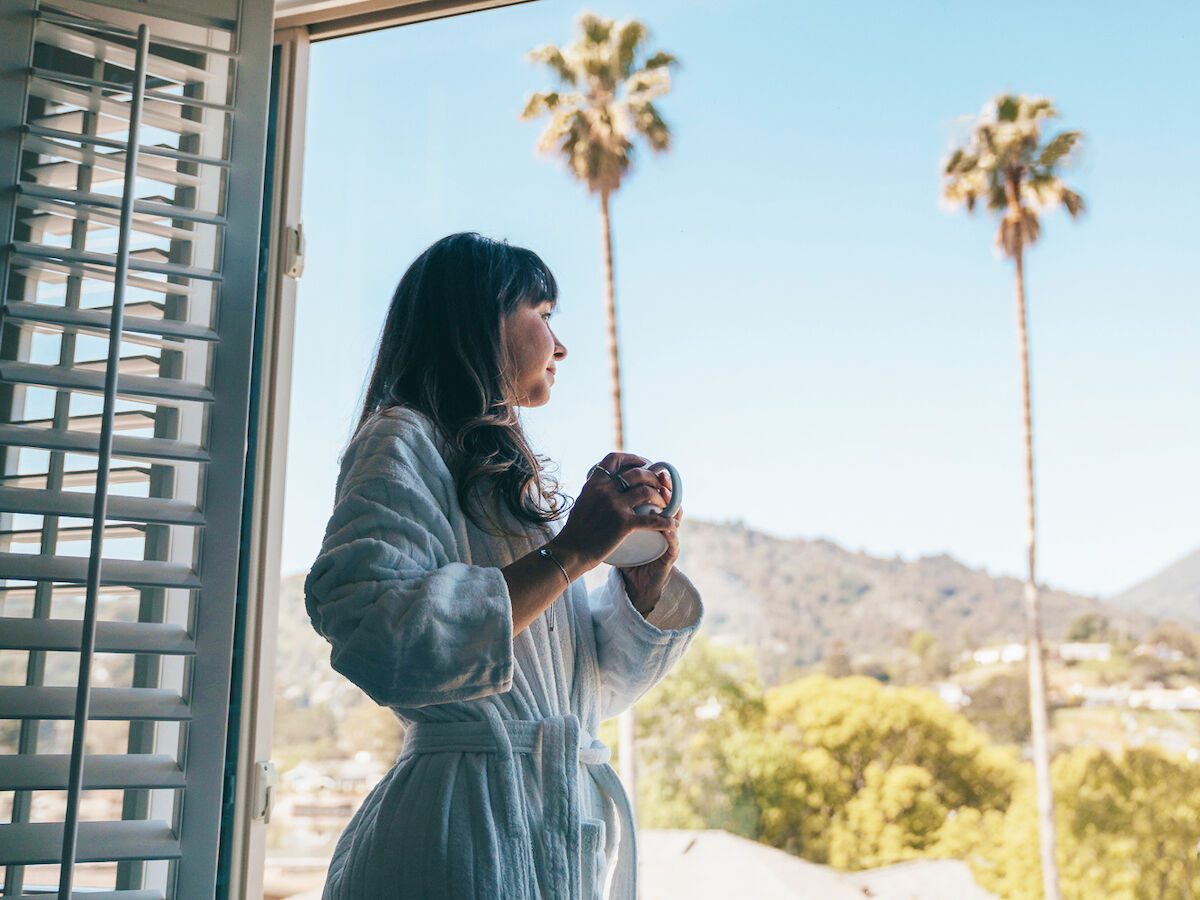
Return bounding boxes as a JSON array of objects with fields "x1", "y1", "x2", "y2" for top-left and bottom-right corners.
[{"x1": 603, "y1": 461, "x2": 683, "y2": 567}]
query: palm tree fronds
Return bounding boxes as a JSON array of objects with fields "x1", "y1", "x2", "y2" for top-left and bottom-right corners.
[
  {"x1": 943, "y1": 147, "x2": 975, "y2": 175},
  {"x1": 529, "y1": 44, "x2": 576, "y2": 86},
  {"x1": 524, "y1": 13, "x2": 675, "y2": 196},
  {"x1": 1060, "y1": 188, "x2": 1085, "y2": 218},
  {"x1": 1037, "y1": 130, "x2": 1082, "y2": 168},
  {"x1": 624, "y1": 67, "x2": 672, "y2": 105},
  {"x1": 521, "y1": 91, "x2": 562, "y2": 120},
  {"x1": 987, "y1": 182, "x2": 1007, "y2": 213},
  {"x1": 996, "y1": 206, "x2": 1041, "y2": 257},
  {"x1": 940, "y1": 93, "x2": 1084, "y2": 241},
  {"x1": 578, "y1": 12, "x2": 612, "y2": 46},
  {"x1": 940, "y1": 178, "x2": 979, "y2": 213},
  {"x1": 630, "y1": 101, "x2": 670, "y2": 152},
  {"x1": 644, "y1": 51, "x2": 678, "y2": 70},
  {"x1": 996, "y1": 94, "x2": 1021, "y2": 122},
  {"x1": 1022, "y1": 96, "x2": 1057, "y2": 121},
  {"x1": 615, "y1": 19, "x2": 648, "y2": 79}
]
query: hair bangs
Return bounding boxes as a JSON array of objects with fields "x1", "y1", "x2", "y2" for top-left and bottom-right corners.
[{"x1": 502, "y1": 245, "x2": 558, "y2": 311}]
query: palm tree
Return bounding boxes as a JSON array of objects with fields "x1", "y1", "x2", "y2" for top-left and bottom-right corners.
[
  {"x1": 942, "y1": 94, "x2": 1084, "y2": 900},
  {"x1": 521, "y1": 12, "x2": 677, "y2": 451},
  {"x1": 522, "y1": 13, "x2": 678, "y2": 827}
]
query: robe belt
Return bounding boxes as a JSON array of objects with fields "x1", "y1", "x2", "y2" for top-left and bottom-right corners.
[{"x1": 399, "y1": 714, "x2": 637, "y2": 899}]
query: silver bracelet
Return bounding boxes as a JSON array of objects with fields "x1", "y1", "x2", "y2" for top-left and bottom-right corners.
[{"x1": 538, "y1": 546, "x2": 571, "y2": 588}]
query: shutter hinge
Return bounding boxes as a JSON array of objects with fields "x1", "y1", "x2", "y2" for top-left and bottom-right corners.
[
  {"x1": 283, "y1": 223, "x2": 305, "y2": 279},
  {"x1": 252, "y1": 760, "x2": 277, "y2": 824}
]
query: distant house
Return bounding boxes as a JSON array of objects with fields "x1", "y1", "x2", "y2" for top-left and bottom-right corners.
[
  {"x1": 1133, "y1": 642, "x2": 1185, "y2": 662},
  {"x1": 972, "y1": 643, "x2": 1027, "y2": 665},
  {"x1": 1129, "y1": 686, "x2": 1200, "y2": 712},
  {"x1": 932, "y1": 681, "x2": 969, "y2": 709},
  {"x1": 1059, "y1": 642, "x2": 1112, "y2": 662}
]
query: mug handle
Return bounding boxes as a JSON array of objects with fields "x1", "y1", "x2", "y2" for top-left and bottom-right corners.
[{"x1": 646, "y1": 462, "x2": 683, "y2": 518}]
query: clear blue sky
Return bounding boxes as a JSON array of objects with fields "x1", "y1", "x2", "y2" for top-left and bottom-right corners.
[{"x1": 282, "y1": 0, "x2": 1199, "y2": 598}]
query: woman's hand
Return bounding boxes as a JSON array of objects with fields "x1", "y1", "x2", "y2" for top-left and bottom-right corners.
[
  {"x1": 548, "y1": 452, "x2": 676, "y2": 576},
  {"x1": 619, "y1": 469, "x2": 681, "y2": 616}
]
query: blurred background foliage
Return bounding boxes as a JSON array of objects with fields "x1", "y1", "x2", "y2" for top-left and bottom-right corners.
[{"x1": 601, "y1": 637, "x2": 1200, "y2": 899}]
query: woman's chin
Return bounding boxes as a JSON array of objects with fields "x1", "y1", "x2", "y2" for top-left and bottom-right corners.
[{"x1": 515, "y1": 388, "x2": 552, "y2": 409}]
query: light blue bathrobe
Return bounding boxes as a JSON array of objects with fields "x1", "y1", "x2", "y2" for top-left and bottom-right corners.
[{"x1": 304, "y1": 407, "x2": 703, "y2": 899}]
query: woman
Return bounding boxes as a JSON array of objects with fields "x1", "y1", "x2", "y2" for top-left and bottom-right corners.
[{"x1": 304, "y1": 232, "x2": 703, "y2": 899}]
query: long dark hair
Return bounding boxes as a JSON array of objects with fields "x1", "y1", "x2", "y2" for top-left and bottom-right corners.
[{"x1": 352, "y1": 232, "x2": 566, "y2": 530}]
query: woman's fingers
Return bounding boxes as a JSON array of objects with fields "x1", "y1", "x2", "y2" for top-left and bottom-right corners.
[
  {"x1": 622, "y1": 484, "x2": 667, "y2": 510},
  {"x1": 631, "y1": 510, "x2": 679, "y2": 531},
  {"x1": 599, "y1": 452, "x2": 648, "y2": 473},
  {"x1": 661, "y1": 520, "x2": 680, "y2": 559}
]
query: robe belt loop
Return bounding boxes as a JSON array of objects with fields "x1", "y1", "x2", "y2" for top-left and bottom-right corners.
[{"x1": 399, "y1": 715, "x2": 634, "y2": 898}]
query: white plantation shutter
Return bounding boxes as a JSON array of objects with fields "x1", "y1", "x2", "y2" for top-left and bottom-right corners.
[{"x1": 0, "y1": 0, "x2": 272, "y2": 896}]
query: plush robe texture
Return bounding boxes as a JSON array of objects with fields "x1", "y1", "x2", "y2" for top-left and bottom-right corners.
[{"x1": 304, "y1": 407, "x2": 703, "y2": 899}]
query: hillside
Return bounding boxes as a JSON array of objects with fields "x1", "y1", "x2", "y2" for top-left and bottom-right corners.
[
  {"x1": 1107, "y1": 546, "x2": 1200, "y2": 625},
  {"x1": 674, "y1": 519, "x2": 1153, "y2": 680}
]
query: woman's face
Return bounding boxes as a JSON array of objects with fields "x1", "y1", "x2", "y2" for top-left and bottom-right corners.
[{"x1": 500, "y1": 299, "x2": 567, "y2": 407}]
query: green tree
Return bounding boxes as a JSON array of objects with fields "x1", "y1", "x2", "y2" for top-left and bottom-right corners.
[
  {"x1": 948, "y1": 745, "x2": 1200, "y2": 900},
  {"x1": 1066, "y1": 613, "x2": 1110, "y2": 642},
  {"x1": 1147, "y1": 620, "x2": 1199, "y2": 660},
  {"x1": 965, "y1": 671, "x2": 1033, "y2": 747},
  {"x1": 726, "y1": 675, "x2": 1018, "y2": 866},
  {"x1": 824, "y1": 639, "x2": 852, "y2": 678},
  {"x1": 611, "y1": 637, "x2": 764, "y2": 834},
  {"x1": 942, "y1": 94, "x2": 1085, "y2": 900}
]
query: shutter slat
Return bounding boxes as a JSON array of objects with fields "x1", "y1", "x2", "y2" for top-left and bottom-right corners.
[
  {"x1": 10, "y1": 410, "x2": 157, "y2": 431},
  {"x1": 25, "y1": 122, "x2": 230, "y2": 169},
  {"x1": 1, "y1": 522, "x2": 145, "y2": 542},
  {"x1": 0, "y1": 753, "x2": 185, "y2": 790},
  {"x1": 76, "y1": 355, "x2": 161, "y2": 376},
  {"x1": 12, "y1": 259, "x2": 199, "y2": 296},
  {"x1": 12, "y1": 240, "x2": 221, "y2": 281},
  {"x1": 0, "y1": 486, "x2": 204, "y2": 525},
  {"x1": 23, "y1": 132, "x2": 206, "y2": 189},
  {"x1": 0, "y1": 552, "x2": 200, "y2": 589},
  {"x1": 28, "y1": 75, "x2": 210, "y2": 136},
  {"x1": 15, "y1": 892, "x2": 164, "y2": 900},
  {"x1": 0, "y1": 360, "x2": 213, "y2": 403},
  {"x1": 0, "y1": 618, "x2": 195, "y2": 654},
  {"x1": 32, "y1": 107, "x2": 127, "y2": 135},
  {"x1": 0, "y1": 423, "x2": 210, "y2": 462},
  {"x1": 0, "y1": 821, "x2": 180, "y2": 865},
  {"x1": 0, "y1": 686, "x2": 190, "y2": 721},
  {"x1": 3, "y1": 300, "x2": 218, "y2": 342},
  {"x1": 0, "y1": 466, "x2": 150, "y2": 489},
  {"x1": 17, "y1": 191, "x2": 201, "y2": 241},
  {"x1": 36, "y1": 14, "x2": 224, "y2": 81},
  {"x1": 17, "y1": 182, "x2": 226, "y2": 226},
  {"x1": 27, "y1": 71, "x2": 235, "y2": 119},
  {"x1": 37, "y1": 7, "x2": 238, "y2": 59}
]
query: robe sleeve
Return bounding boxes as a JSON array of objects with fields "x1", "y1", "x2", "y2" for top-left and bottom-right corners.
[
  {"x1": 588, "y1": 565, "x2": 703, "y2": 720},
  {"x1": 303, "y1": 412, "x2": 514, "y2": 708}
]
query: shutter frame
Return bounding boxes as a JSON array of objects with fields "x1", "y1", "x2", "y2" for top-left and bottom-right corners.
[{"x1": 0, "y1": 1, "x2": 273, "y2": 895}]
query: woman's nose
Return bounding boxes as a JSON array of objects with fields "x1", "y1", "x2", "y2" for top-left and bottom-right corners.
[{"x1": 553, "y1": 334, "x2": 567, "y2": 360}]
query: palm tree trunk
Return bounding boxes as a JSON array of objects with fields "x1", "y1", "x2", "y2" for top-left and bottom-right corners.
[
  {"x1": 601, "y1": 190, "x2": 625, "y2": 450},
  {"x1": 601, "y1": 190, "x2": 638, "y2": 824},
  {"x1": 1014, "y1": 244, "x2": 1062, "y2": 900}
]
